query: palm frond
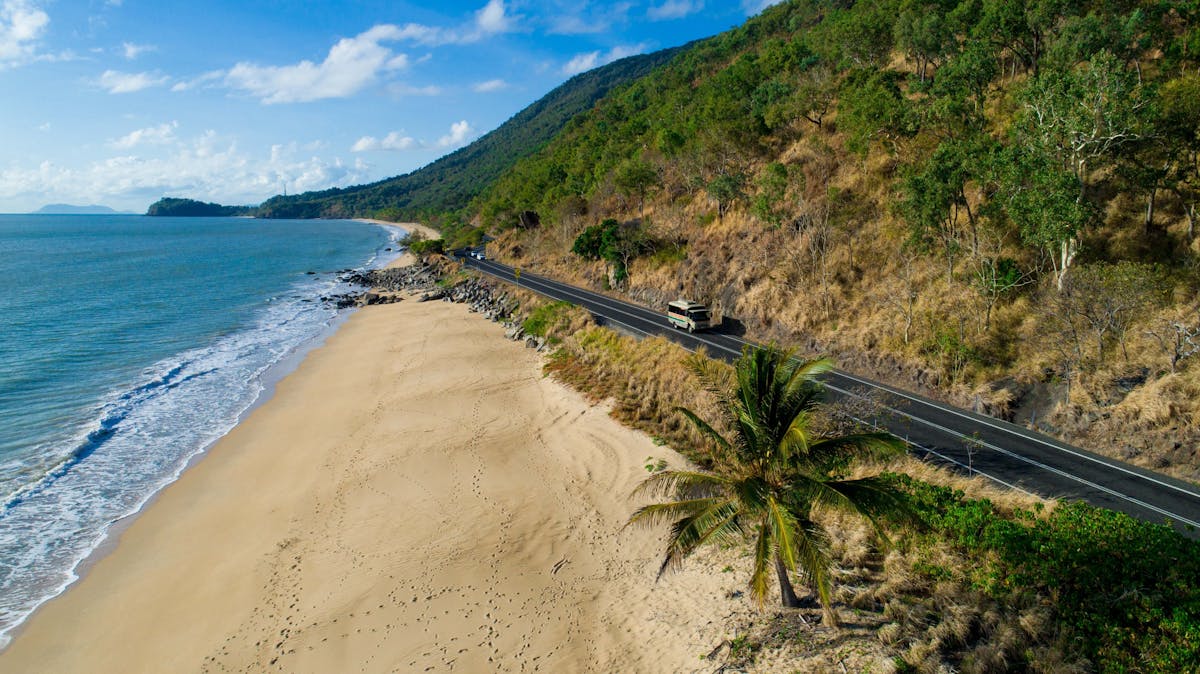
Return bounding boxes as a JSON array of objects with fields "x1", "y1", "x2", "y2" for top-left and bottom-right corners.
[
  {"x1": 766, "y1": 496, "x2": 800, "y2": 574},
  {"x1": 792, "y1": 516, "x2": 833, "y2": 608},
  {"x1": 748, "y1": 518, "x2": 774, "y2": 606},
  {"x1": 685, "y1": 352, "x2": 735, "y2": 401},
  {"x1": 627, "y1": 497, "x2": 730, "y2": 530},
  {"x1": 778, "y1": 410, "x2": 816, "y2": 460},
  {"x1": 657, "y1": 500, "x2": 744, "y2": 577},
  {"x1": 674, "y1": 406, "x2": 732, "y2": 456},
  {"x1": 631, "y1": 469, "x2": 731, "y2": 500},
  {"x1": 792, "y1": 475, "x2": 917, "y2": 546},
  {"x1": 805, "y1": 432, "x2": 906, "y2": 470},
  {"x1": 781, "y1": 356, "x2": 834, "y2": 392}
]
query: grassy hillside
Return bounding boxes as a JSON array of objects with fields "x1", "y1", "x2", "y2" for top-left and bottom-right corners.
[
  {"x1": 492, "y1": 288, "x2": 1200, "y2": 672},
  {"x1": 471, "y1": 0, "x2": 1200, "y2": 482},
  {"x1": 250, "y1": 46, "x2": 684, "y2": 221}
]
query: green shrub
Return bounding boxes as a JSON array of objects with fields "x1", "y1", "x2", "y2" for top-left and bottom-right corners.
[
  {"x1": 522, "y1": 301, "x2": 574, "y2": 340},
  {"x1": 895, "y1": 475, "x2": 1200, "y2": 672},
  {"x1": 409, "y1": 238, "x2": 445, "y2": 255}
]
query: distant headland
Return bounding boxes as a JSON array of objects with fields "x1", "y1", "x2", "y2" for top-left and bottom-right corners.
[
  {"x1": 145, "y1": 198, "x2": 255, "y2": 217},
  {"x1": 32, "y1": 204, "x2": 131, "y2": 215}
]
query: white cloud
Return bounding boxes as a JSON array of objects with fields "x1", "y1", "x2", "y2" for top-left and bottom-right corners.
[
  {"x1": 474, "y1": 0, "x2": 511, "y2": 34},
  {"x1": 171, "y1": 70, "x2": 222, "y2": 92},
  {"x1": 208, "y1": 3, "x2": 518, "y2": 104},
  {"x1": 548, "y1": 15, "x2": 602, "y2": 35},
  {"x1": 563, "y1": 52, "x2": 599, "y2": 75},
  {"x1": 122, "y1": 41, "x2": 155, "y2": 60},
  {"x1": 0, "y1": 131, "x2": 370, "y2": 212},
  {"x1": 352, "y1": 121, "x2": 473, "y2": 153},
  {"x1": 547, "y1": 2, "x2": 633, "y2": 35},
  {"x1": 472, "y1": 78, "x2": 507, "y2": 92},
  {"x1": 0, "y1": 0, "x2": 49, "y2": 66},
  {"x1": 648, "y1": 0, "x2": 703, "y2": 20},
  {"x1": 437, "y1": 120, "x2": 472, "y2": 148},
  {"x1": 741, "y1": 0, "x2": 783, "y2": 14},
  {"x1": 389, "y1": 83, "x2": 442, "y2": 96},
  {"x1": 562, "y1": 43, "x2": 647, "y2": 76},
  {"x1": 380, "y1": 0, "x2": 517, "y2": 46},
  {"x1": 351, "y1": 132, "x2": 417, "y2": 152},
  {"x1": 96, "y1": 69, "x2": 169, "y2": 93},
  {"x1": 109, "y1": 121, "x2": 178, "y2": 149},
  {"x1": 224, "y1": 25, "x2": 410, "y2": 104}
]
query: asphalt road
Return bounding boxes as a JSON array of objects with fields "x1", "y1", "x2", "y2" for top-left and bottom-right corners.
[{"x1": 462, "y1": 255, "x2": 1200, "y2": 535}]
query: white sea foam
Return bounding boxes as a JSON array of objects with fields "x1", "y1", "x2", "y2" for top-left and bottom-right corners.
[{"x1": 0, "y1": 231, "x2": 395, "y2": 647}]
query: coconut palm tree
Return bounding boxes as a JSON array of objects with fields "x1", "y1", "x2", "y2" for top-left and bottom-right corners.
[{"x1": 628, "y1": 345, "x2": 909, "y2": 626}]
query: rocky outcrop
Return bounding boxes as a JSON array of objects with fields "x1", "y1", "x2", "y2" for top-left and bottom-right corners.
[{"x1": 344, "y1": 262, "x2": 543, "y2": 347}]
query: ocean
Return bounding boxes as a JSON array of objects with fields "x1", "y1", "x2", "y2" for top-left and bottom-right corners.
[{"x1": 0, "y1": 214, "x2": 403, "y2": 645}]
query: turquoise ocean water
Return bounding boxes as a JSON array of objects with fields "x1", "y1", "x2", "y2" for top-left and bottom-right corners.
[{"x1": 0, "y1": 215, "x2": 403, "y2": 644}]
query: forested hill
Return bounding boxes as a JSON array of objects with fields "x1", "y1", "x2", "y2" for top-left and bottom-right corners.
[
  {"x1": 473, "y1": 0, "x2": 1200, "y2": 488},
  {"x1": 146, "y1": 198, "x2": 254, "y2": 217},
  {"x1": 251, "y1": 46, "x2": 684, "y2": 221}
]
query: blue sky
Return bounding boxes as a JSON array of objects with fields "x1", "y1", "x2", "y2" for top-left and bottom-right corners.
[{"x1": 0, "y1": 0, "x2": 780, "y2": 213}]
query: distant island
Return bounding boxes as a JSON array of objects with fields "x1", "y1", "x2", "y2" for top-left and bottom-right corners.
[
  {"x1": 33, "y1": 204, "x2": 129, "y2": 215},
  {"x1": 146, "y1": 198, "x2": 255, "y2": 217}
]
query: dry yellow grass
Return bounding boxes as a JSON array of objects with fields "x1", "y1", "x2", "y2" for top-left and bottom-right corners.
[
  {"x1": 486, "y1": 100, "x2": 1200, "y2": 485},
  {"x1": 490, "y1": 291, "x2": 1078, "y2": 672}
]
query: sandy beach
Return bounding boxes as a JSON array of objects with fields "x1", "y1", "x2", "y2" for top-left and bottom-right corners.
[
  {"x1": 358, "y1": 218, "x2": 441, "y2": 243},
  {"x1": 0, "y1": 282, "x2": 751, "y2": 672}
]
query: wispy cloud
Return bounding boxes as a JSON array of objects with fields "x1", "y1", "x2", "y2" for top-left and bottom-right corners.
[
  {"x1": 352, "y1": 120, "x2": 473, "y2": 152},
  {"x1": 389, "y1": 83, "x2": 443, "y2": 96},
  {"x1": 171, "y1": 70, "x2": 222, "y2": 92},
  {"x1": 121, "y1": 41, "x2": 155, "y2": 60},
  {"x1": 351, "y1": 131, "x2": 416, "y2": 152},
  {"x1": 370, "y1": 0, "x2": 517, "y2": 47},
  {"x1": 109, "y1": 121, "x2": 178, "y2": 149},
  {"x1": 562, "y1": 43, "x2": 647, "y2": 76},
  {"x1": 547, "y1": 2, "x2": 633, "y2": 35},
  {"x1": 0, "y1": 131, "x2": 371, "y2": 211},
  {"x1": 472, "y1": 78, "x2": 507, "y2": 92},
  {"x1": 209, "y1": 2, "x2": 520, "y2": 104},
  {"x1": 0, "y1": 0, "x2": 49, "y2": 66},
  {"x1": 648, "y1": 0, "x2": 704, "y2": 21},
  {"x1": 96, "y1": 69, "x2": 169, "y2": 93},
  {"x1": 224, "y1": 25, "x2": 409, "y2": 104},
  {"x1": 741, "y1": 0, "x2": 783, "y2": 14}
]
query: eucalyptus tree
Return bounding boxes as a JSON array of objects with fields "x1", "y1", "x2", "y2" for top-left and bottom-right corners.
[
  {"x1": 1014, "y1": 51, "x2": 1150, "y2": 290},
  {"x1": 628, "y1": 347, "x2": 909, "y2": 626}
]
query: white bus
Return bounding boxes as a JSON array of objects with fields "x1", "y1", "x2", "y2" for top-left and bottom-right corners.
[{"x1": 667, "y1": 299, "x2": 711, "y2": 333}]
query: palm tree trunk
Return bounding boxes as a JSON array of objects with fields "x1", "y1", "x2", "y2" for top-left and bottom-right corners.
[{"x1": 774, "y1": 555, "x2": 802, "y2": 608}]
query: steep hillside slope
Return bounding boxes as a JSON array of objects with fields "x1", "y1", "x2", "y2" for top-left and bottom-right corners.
[
  {"x1": 249, "y1": 47, "x2": 684, "y2": 220},
  {"x1": 471, "y1": 0, "x2": 1200, "y2": 481}
]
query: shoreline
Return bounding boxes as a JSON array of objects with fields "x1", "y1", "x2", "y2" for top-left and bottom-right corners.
[
  {"x1": 0, "y1": 265, "x2": 750, "y2": 671},
  {"x1": 0, "y1": 218, "x2": 416, "y2": 650}
]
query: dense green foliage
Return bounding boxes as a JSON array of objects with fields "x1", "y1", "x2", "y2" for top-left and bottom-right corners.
[
  {"x1": 473, "y1": 0, "x2": 1200, "y2": 282},
  {"x1": 250, "y1": 47, "x2": 683, "y2": 222},
  {"x1": 900, "y1": 475, "x2": 1200, "y2": 671},
  {"x1": 408, "y1": 238, "x2": 444, "y2": 256},
  {"x1": 630, "y1": 347, "x2": 908, "y2": 623},
  {"x1": 466, "y1": 0, "x2": 1200, "y2": 410},
  {"x1": 145, "y1": 197, "x2": 253, "y2": 217}
]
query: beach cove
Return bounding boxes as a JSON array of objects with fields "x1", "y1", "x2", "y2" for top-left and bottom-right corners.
[{"x1": 0, "y1": 266, "x2": 749, "y2": 672}]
